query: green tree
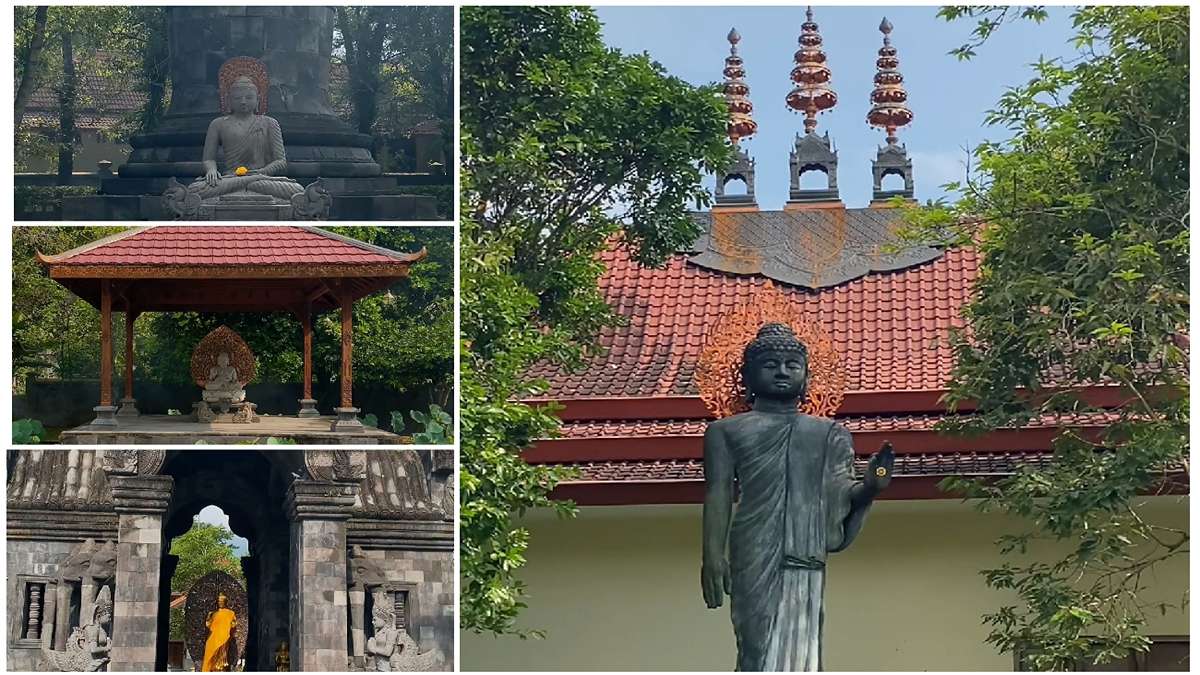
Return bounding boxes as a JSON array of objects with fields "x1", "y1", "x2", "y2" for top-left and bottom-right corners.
[
  {"x1": 11, "y1": 226, "x2": 131, "y2": 388},
  {"x1": 168, "y1": 520, "x2": 246, "y2": 641},
  {"x1": 459, "y1": 6, "x2": 732, "y2": 635},
  {"x1": 333, "y1": 6, "x2": 453, "y2": 170},
  {"x1": 13, "y1": 6, "x2": 158, "y2": 172},
  {"x1": 902, "y1": 6, "x2": 1189, "y2": 670}
]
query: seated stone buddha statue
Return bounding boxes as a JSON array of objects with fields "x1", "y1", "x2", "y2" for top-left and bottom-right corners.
[
  {"x1": 203, "y1": 352, "x2": 246, "y2": 404},
  {"x1": 187, "y1": 69, "x2": 304, "y2": 201}
]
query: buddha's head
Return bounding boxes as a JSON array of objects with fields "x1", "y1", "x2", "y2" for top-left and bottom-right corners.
[
  {"x1": 741, "y1": 323, "x2": 809, "y2": 403},
  {"x1": 217, "y1": 592, "x2": 228, "y2": 608},
  {"x1": 217, "y1": 352, "x2": 231, "y2": 368},
  {"x1": 229, "y1": 75, "x2": 260, "y2": 115}
]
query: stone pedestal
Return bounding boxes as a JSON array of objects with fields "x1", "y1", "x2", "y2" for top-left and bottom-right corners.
[
  {"x1": 297, "y1": 399, "x2": 320, "y2": 418},
  {"x1": 197, "y1": 193, "x2": 295, "y2": 221},
  {"x1": 117, "y1": 397, "x2": 140, "y2": 417},
  {"x1": 286, "y1": 479, "x2": 357, "y2": 672},
  {"x1": 91, "y1": 405, "x2": 119, "y2": 427},
  {"x1": 331, "y1": 407, "x2": 363, "y2": 432},
  {"x1": 107, "y1": 474, "x2": 173, "y2": 672}
]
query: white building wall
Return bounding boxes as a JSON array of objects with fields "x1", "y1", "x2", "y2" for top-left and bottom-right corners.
[{"x1": 462, "y1": 496, "x2": 1188, "y2": 671}]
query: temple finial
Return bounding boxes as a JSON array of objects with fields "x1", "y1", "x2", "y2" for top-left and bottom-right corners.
[
  {"x1": 787, "y1": 6, "x2": 837, "y2": 135},
  {"x1": 723, "y1": 27, "x2": 757, "y2": 145},
  {"x1": 867, "y1": 16, "x2": 912, "y2": 145}
]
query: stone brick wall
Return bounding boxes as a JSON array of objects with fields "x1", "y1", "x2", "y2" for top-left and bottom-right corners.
[
  {"x1": 6, "y1": 540, "x2": 76, "y2": 671},
  {"x1": 358, "y1": 547, "x2": 454, "y2": 669},
  {"x1": 290, "y1": 518, "x2": 349, "y2": 671}
]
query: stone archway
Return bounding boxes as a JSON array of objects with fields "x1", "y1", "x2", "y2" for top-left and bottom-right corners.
[
  {"x1": 157, "y1": 450, "x2": 297, "y2": 671},
  {"x1": 102, "y1": 449, "x2": 362, "y2": 672}
]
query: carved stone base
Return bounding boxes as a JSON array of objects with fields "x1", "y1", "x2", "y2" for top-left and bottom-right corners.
[
  {"x1": 232, "y1": 402, "x2": 260, "y2": 424},
  {"x1": 90, "y1": 406, "x2": 119, "y2": 427},
  {"x1": 193, "y1": 401, "x2": 216, "y2": 423},
  {"x1": 116, "y1": 397, "x2": 140, "y2": 417},
  {"x1": 297, "y1": 399, "x2": 320, "y2": 418},
  {"x1": 331, "y1": 407, "x2": 363, "y2": 432}
]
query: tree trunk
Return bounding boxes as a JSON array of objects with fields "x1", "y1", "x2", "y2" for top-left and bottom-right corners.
[
  {"x1": 57, "y1": 28, "x2": 76, "y2": 183},
  {"x1": 14, "y1": 6, "x2": 50, "y2": 128}
]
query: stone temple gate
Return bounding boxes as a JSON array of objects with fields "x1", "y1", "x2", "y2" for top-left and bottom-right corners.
[{"x1": 6, "y1": 449, "x2": 454, "y2": 672}]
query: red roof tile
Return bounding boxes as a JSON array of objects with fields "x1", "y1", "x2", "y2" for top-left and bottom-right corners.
[
  {"x1": 559, "y1": 451, "x2": 1062, "y2": 484},
  {"x1": 532, "y1": 243, "x2": 978, "y2": 398},
  {"x1": 44, "y1": 226, "x2": 417, "y2": 267},
  {"x1": 554, "y1": 411, "x2": 1119, "y2": 440}
]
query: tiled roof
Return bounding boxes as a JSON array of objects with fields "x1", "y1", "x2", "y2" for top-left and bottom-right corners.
[
  {"x1": 24, "y1": 53, "x2": 146, "y2": 130},
  {"x1": 559, "y1": 451, "x2": 1063, "y2": 484},
  {"x1": 22, "y1": 55, "x2": 356, "y2": 131},
  {"x1": 553, "y1": 411, "x2": 1119, "y2": 439},
  {"x1": 687, "y1": 209, "x2": 943, "y2": 289},
  {"x1": 43, "y1": 226, "x2": 419, "y2": 267},
  {"x1": 533, "y1": 239, "x2": 977, "y2": 398}
]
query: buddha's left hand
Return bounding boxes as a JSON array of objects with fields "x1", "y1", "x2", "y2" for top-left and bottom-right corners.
[{"x1": 864, "y1": 441, "x2": 895, "y2": 493}]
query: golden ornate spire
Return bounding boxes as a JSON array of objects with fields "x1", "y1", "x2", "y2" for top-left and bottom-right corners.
[
  {"x1": 866, "y1": 17, "x2": 913, "y2": 145},
  {"x1": 786, "y1": 7, "x2": 837, "y2": 135},
  {"x1": 723, "y1": 28, "x2": 757, "y2": 145}
]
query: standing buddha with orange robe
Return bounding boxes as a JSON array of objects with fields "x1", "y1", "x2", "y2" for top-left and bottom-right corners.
[{"x1": 201, "y1": 593, "x2": 237, "y2": 671}]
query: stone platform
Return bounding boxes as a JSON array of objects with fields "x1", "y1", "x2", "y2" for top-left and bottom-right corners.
[
  {"x1": 62, "y1": 174, "x2": 443, "y2": 221},
  {"x1": 59, "y1": 415, "x2": 404, "y2": 445}
]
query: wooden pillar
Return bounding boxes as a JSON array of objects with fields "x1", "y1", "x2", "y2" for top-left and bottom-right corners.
[
  {"x1": 340, "y1": 296, "x2": 352, "y2": 409},
  {"x1": 99, "y1": 280, "x2": 112, "y2": 406},
  {"x1": 92, "y1": 280, "x2": 118, "y2": 426},
  {"x1": 303, "y1": 306, "x2": 313, "y2": 401},
  {"x1": 331, "y1": 290, "x2": 362, "y2": 431},
  {"x1": 297, "y1": 302, "x2": 318, "y2": 418},
  {"x1": 118, "y1": 310, "x2": 139, "y2": 416}
]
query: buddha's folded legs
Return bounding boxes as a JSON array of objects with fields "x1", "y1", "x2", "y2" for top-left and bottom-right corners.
[{"x1": 187, "y1": 174, "x2": 304, "y2": 200}]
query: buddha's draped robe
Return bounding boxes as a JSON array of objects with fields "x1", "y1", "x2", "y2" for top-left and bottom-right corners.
[
  {"x1": 201, "y1": 607, "x2": 236, "y2": 672},
  {"x1": 189, "y1": 115, "x2": 303, "y2": 200},
  {"x1": 721, "y1": 412, "x2": 871, "y2": 671}
]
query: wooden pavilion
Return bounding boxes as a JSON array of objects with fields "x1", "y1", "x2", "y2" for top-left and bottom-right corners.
[{"x1": 37, "y1": 226, "x2": 425, "y2": 440}]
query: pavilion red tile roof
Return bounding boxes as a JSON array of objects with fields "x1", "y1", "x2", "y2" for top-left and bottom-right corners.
[
  {"x1": 41, "y1": 226, "x2": 420, "y2": 267},
  {"x1": 531, "y1": 242, "x2": 976, "y2": 399}
]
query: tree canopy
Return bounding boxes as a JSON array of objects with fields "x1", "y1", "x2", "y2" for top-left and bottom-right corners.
[
  {"x1": 459, "y1": 6, "x2": 732, "y2": 635},
  {"x1": 903, "y1": 6, "x2": 1189, "y2": 670}
]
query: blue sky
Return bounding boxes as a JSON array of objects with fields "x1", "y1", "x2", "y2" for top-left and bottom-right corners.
[
  {"x1": 194, "y1": 504, "x2": 250, "y2": 557},
  {"x1": 594, "y1": 6, "x2": 1080, "y2": 209}
]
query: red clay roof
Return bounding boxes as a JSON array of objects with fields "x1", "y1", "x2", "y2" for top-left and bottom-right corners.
[
  {"x1": 532, "y1": 243, "x2": 976, "y2": 399},
  {"x1": 41, "y1": 226, "x2": 421, "y2": 267},
  {"x1": 552, "y1": 411, "x2": 1119, "y2": 439}
]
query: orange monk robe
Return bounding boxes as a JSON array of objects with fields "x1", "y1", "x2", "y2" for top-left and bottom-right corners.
[{"x1": 201, "y1": 608, "x2": 237, "y2": 671}]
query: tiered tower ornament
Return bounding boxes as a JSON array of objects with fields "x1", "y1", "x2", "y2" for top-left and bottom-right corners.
[
  {"x1": 866, "y1": 17, "x2": 913, "y2": 145},
  {"x1": 867, "y1": 17, "x2": 915, "y2": 200},
  {"x1": 716, "y1": 28, "x2": 758, "y2": 206},
  {"x1": 723, "y1": 28, "x2": 757, "y2": 145},
  {"x1": 786, "y1": 7, "x2": 838, "y2": 135}
]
